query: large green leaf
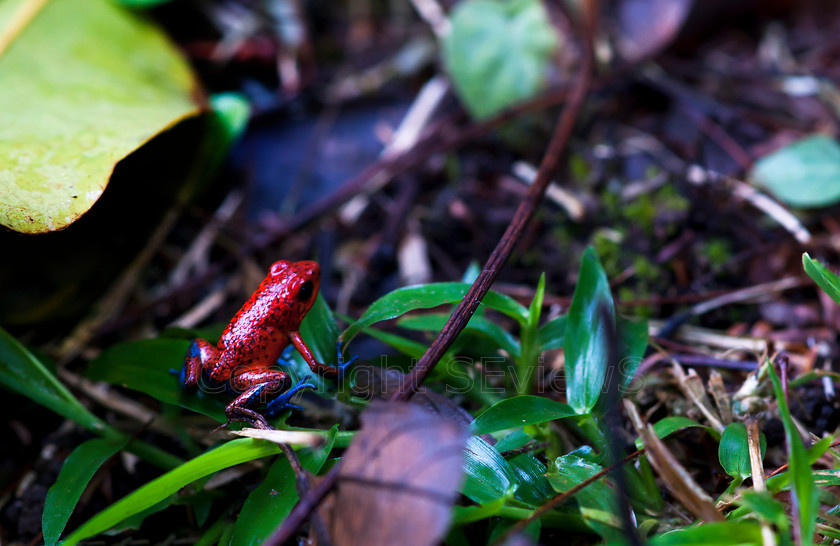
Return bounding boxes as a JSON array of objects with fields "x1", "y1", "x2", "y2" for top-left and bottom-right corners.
[
  {"x1": 768, "y1": 362, "x2": 818, "y2": 543},
  {"x1": 442, "y1": 0, "x2": 559, "y2": 119},
  {"x1": 462, "y1": 436, "x2": 517, "y2": 504},
  {"x1": 230, "y1": 427, "x2": 337, "y2": 545},
  {"x1": 0, "y1": 0, "x2": 201, "y2": 233},
  {"x1": 43, "y1": 438, "x2": 127, "y2": 546},
  {"x1": 63, "y1": 439, "x2": 286, "y2": 544},
  {"x1": 565, "y1": 248, "x2": 615, "y2": 414},
  {"x1": 469, "y1": 395, "x2": 576, "y2": 436},
  {"x1": 751, "y1": 135, "x2": 840, "y2": 208},
  {"x1": 86, "y1": 338, "x2": 228, "y2": 422},
  {"x1": 803, "y1": 253, "x2": 840, "y2": 306},
  {"x1": 341, "y1": 282, "x2": 528, "y2": 345}
]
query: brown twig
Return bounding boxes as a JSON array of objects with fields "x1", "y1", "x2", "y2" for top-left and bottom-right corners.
[
  {"x1": 278, "y1": 443, "x2": 332, "y2": 546},
  {"x1": 265, "y1": 1, "x2": 597, "y2": 542},
  {"x1": 389, "y1": 0, "x2": 596, "y2": 402}
]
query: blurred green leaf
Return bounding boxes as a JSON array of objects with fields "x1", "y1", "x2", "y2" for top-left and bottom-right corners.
[
  {"x1": 0, "y1": 0, "x2": 200, "y2": 233},
  {"x1": 752, "y1": 135, "x2": 840, "y2": 208},
  {"x1": 0, "y1": 327, "x2": 181, "y2": 469},
  {"x1": 115, "y1": 0, "x2": 175, "y2": 8},
  {"x1": 803, "y1": 253, "x2": 840, "y2": 306},
  {"x1": 63, "y1": 439, "x2": 285, "y2": 544},
  {"x1": 565, "y1": 247, "x2": 615, "y2": 414},
  {"x1": 462, "y1": 436, "x2": 517, "y2": 504},
  {"x1": 43, "y1": 438, "x2": 127, "y2": 546},
  {"x1": 442, "y1": 0, "x2": 559, "y2": 119},
  {"x1": 231, "y1": 427, "x2": 337, "y2": 545},
  {"x1": 719, "y1": 422, "x2": 765, "y2": 482},
  {"x1": 616, "y1": 316, "x2": 648, "y2": 392},
  {"x1": 768, "y1": 362, "x2": 818, "y2": 544},
  {"x1": 736, "y1": 490, "x2": 789, "y2": 531},
  {"x1": 649, "y1": 522, "x2": 763, "y2": 545},
  {"x1": 86, "y1": 338, "x2": 227, "y2": 422},
  {"x1": 470, "y1": 395, "x2": 576, "y2": 436},
  {"x1": 535, "y1": 315, "x2": 566, "y2": 352},
  {"x1": 341, "y1": 282, "x2": 528, "y2": 345},
  {"x1": 399, "y1": 312, "x2": 521, "y2": 357},
  {"x1": 547, "y1": 453, "x2": 624, "y2": 542}
]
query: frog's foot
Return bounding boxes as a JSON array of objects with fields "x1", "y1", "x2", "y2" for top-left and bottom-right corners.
[
  {"x1": 265, "y1": 376, "x2": 316, "y2": 418},
  {"x1": 215, "y1": 408, "x2": 272, "y2": 432},
  {"x1": 335, "y1": 341, "x2": 358, "y2": 380}
]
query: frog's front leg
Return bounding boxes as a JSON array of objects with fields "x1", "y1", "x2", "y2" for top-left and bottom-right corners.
[
  {"x1": 182, "y1": 339, "x2": 219, "y2": 387},
  {"x1": 288, "y1": 332, "x2": 357, "y2": 379}
]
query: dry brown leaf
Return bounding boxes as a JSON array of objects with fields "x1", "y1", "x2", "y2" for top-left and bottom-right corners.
[{"x1": 325, "y1": 401, "x2": 468, "y2": 546}]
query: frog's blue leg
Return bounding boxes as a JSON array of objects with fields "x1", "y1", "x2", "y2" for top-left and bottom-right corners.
[
  {"x1": 265, "y1": 376, "x2": 317, "y2": 418},
  {"x1": 335, "y1": 341, "x2": 358, "y2": 380}
]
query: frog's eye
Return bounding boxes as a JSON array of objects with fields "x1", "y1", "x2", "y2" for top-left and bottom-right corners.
[{"x1": 297, "y1": 280, "x2": 314, "y2": 301}]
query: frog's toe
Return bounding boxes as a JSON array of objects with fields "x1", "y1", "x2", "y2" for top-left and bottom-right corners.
[
  {"x1": 265, "y1": 378, "x2": 315, "y2": 417},
  {"x1": 335, "y1": 341, "x2": 358, "y2": 379}
]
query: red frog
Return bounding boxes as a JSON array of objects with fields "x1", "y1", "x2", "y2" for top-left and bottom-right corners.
[{"x1": 180, "y1": 260, "x2": 353, "y2": 429}]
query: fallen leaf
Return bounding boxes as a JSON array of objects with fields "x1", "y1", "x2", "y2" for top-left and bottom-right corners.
[
  {"x1": 0, "y1": 0, "x2": 201, "y2": 233},
  {"x1": 615, "y1": 0, "x2": 694, "y2": 62},
  {"x1": 327, "y1": 401, "x2": 468, "y2": 546}
]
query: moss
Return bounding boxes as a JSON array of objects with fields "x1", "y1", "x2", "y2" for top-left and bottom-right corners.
[{"x1": 700, "y1": 238, "x2": 732, "y2": 269}]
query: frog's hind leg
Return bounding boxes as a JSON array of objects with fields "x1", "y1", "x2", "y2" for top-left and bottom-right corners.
[
  {"x1": 220, "y1": 370, "x2": 292, "y2": 430},
  {"x1": 182, "y1": 339, "x2": 219, "y2": 387}
]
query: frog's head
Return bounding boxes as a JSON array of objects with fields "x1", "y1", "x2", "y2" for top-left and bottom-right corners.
[{"x1": 268, "y1": 259, "x2": 321, "y2": 323}]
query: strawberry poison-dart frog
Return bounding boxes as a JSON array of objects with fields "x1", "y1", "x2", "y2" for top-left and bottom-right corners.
[{"x1": 180, "y1": 260, "x2": 354, "y2": 429}]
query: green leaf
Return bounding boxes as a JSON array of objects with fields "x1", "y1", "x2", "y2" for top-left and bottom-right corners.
[
  {"x1": 508, "y1": 454, "x2": 555, "y2": 508},
  {"x1": 291, "y1": 294, "x2": 342, "y2": 392},
  {"x1": 565, "y1": 247, "x2": 615, "y2": 414},
  {"x1": 535, "y1": 315, "x2": 566, "y2": 352},
  {"x1": 547, "y1": 453, "x2": 624, "y2": 542},
  {"x1": 63, "y1": 439, "x2": 285, "y2": 544},
  {"x1": 442, "y1": 0, "x2": 559, "y2": 119},
  {"x1": 470, "y1": 395, "x2": 576, "y2": 436},
  {"x1": 768, "y1": 362, "x2": 818, "y2": 544},
  {"x1": 116, "y1": 0, "x2": 174, "y2": 7},
  {"x1": 399, "y1": 313, "x2": 521, "y2": 357},
  {"x1": 635, "y1": 416, "x2": 718, "y2": 450},
  {"x1": 616, "y1": 315, "x2": 648, "y2": 393},
  {"x1": 43, "y1": 438, "x2": 127, "y2": 546},
  {"x1": 0, "y1": 0, "x2": 200, "y2": 233},
  {"x1": 649, "y1": 521, "x2": 763, "y2": 545},
  {"x1": 0, "y1": 327, "x2": 182, "y2": 469},
  {"x1": 803, "y1": 253, "x2": 840, "y2": 306},
  {"x1": 736, "y1": 490, "x2": 789, "y2": 531},
  {"x1": 462, "y1": 436, "x2": 517, "y2": 504},
  {"x1": 719, "y1": 422, "x2": 765, "y2": 482},
  {"x1": 86, "y1": 338, "x2": 227, "y2": 422},
  {"x1": 341, "y1": 282, "x2": 528, "y2": 345},
  {"x1": 231, "y1": 427, "x2": 337, "y2": 545},
  {"x1": 361, "y1": 327, "x2": 428, "y2": 359},
  {"x1": 0, "y1": 326, "x2": 99, "y2": 430},
  {"x1": 751, "y1": 135, "x2": 840, "y2": 208}
]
